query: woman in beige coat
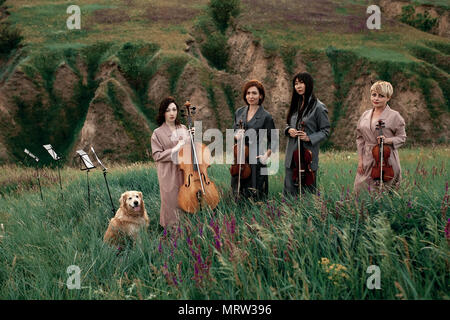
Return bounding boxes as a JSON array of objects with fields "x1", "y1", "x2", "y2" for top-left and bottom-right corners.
[
  {"x1": 354, "y1": 81, "x2": 407, "y2": 194},
  {"x1": 151, "y1": 97, "x2": 192, "y2": 228}
]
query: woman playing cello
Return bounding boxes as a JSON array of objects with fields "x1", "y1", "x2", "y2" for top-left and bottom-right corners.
[{"x1": 151, "y1": 97, "x2": 193, "y2": 228}]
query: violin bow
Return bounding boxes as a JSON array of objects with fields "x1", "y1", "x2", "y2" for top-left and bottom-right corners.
[
  {"x1": 237, "y1": 120, "x2": 244, "y2": 197},
  {"x1": 297, "y1": 135, "x2": 302, "y2": 197},
  {"x1": 377, "y1": 120, "x2": 385, "y2": 192},
  {"x1": 184, "y1": 101, "x2": 206, "y2": 195},
  {"x1": 377, "y1": 120, "x2": 385, "y2": 191}
]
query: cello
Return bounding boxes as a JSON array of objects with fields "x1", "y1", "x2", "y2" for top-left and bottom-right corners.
[
  {"x1": 371, "y1": 119, "x2": 394, "y2": 190},
  {"x1": 292, "y1": 121, "x2": 315, "y2": 196},
  {"x1": 229, "y1": 120, "x2": 251, "y2": 196},
  {"x1": 177, "y1": 101, "x2": 220, "y2": 213}
]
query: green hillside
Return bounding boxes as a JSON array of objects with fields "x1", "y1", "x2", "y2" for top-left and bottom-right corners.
[{"x1": 0, "y1": 0, "x2": 448, "y2": 165}]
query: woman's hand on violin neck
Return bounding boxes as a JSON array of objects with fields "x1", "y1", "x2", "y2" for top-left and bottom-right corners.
[
  {"x1": 288, "y1": 128, "x2": 297, "y2": 138},
  {"x1": 377, "y1": 135, "x2": 391, "y2": 145},
  {"x1": 288, "y1": 128, "x2": 309, "y2": 141},
  {"x1": 235, "y1": 129, "x2": 245, "y2": 141},
  {"x1": 298, "y1": 131, "x2": 310, "y2": 142}
]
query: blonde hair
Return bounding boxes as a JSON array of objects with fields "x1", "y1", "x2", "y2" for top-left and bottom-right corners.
[{"x1": 370, "y1": 81, "x2": 393, "y2": 98}]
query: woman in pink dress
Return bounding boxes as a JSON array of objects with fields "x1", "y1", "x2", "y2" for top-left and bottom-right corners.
[
  {"x1": 354, "y1": 81, "x2": 407, "y2": 194},
  {"x1": 151, "y1": 97, "x2": 191, "y2": 228}
]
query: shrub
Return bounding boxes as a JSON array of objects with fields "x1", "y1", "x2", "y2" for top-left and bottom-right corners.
[
  {"x1": 201, "y1": 32, "x2": 229, "y2": 70},
  {"x1": 0, "y1": 22, "x2": 23, "y2": 55},
  {"x1": 208, "y1": 0, "x2": 240, "y2": 33},
  {"x1": 400, "y1": 5, "x2": 438, "y2": 33},
  {"x1": 165, "y1": 55, "x2": 189, "y2": 94}
]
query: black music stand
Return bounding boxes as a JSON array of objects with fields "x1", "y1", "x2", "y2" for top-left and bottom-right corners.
[
  {"x1": 43, "y1": 144, "x2": 63, "y2": 199},
  {"x1": 76, "y1": 150, "x2": 96, "y2": 210},
  {"x1": 91, "y1": 146, "x2": 115, "y2": 216},
  {"x1": 24, "y1": 148, "x2": 43, "y2": 201}
]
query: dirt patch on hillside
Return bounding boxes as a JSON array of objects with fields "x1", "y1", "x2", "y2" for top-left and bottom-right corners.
[
  {"x1": 241, "y1": 0, "x2": 367, "y2": 33},
  {"x1": 143, "y1": 5, "x2": 200, "y2": 23},
  {"x1": 53, "y1": 62, "x2": 78, "y2": 103},
  {"x1": 175, "y1": 63, "x2": 215, "y2": 128},
  {"x1": 227, "y1": 29, "x2": 268, "y2": 79},
  {"x1": 92, "y1": 9, "x2": 131, "y2": 25},
  {"x1": 0, "y1": 67, "x2": 48, "y2": 111},
  {"x1": 379, "y1": 0, "x2": 449, "y2": 37},
  {"x1": 147, "y1": 70, "x2": 170, "y2": 107},
  {"x1": 70, "y1": 78, "x2": 151, "y2": 165}
]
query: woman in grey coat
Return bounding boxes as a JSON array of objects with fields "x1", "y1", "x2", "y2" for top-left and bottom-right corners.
[
  {"x1": 232, "y1": 80, "x2": 276, "y2": 200},
  {"x1": 284, "y1": 72, "x2": 330, "y2": 197}
]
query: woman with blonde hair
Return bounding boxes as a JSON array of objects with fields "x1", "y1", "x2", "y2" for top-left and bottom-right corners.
[{"x1": 354, "y1": 81, "x2": 407, "y2": 193}]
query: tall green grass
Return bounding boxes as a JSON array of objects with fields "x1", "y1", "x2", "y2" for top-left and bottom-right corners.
[{"x1": 0, "y1": 148, "x2": 448, "y2": 299}]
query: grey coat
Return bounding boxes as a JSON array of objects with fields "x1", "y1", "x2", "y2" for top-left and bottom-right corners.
[
  {"x1": 231, "y1": 105, "x2": 276, "y2": 199},
  {"x1": 284, "y1": 98, "x2": 330, "y2": 171}
]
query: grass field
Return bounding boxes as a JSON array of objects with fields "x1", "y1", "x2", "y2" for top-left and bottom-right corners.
[{"x1": 0, "y1": 147, "x2": 448, "y2": 299}]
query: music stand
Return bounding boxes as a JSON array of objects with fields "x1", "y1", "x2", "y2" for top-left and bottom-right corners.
[
  {"x1": 91, "y1": 146, "x2": 115, "y2": 216},
  {"x1": 43, "y1": 144, "x2": 63, "y2": 199},
  {"x1": 24, "y1": 149, "x2": 43, "y2": 201},
  {"x1": 76, "y1": 150, "x2": 96, "y2": 210}
]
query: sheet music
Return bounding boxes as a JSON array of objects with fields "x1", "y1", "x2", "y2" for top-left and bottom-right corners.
[
  {"x1": 43, "y1": 144, "x2": 59, "y2": 160},
  {"x1": 76, "y1": 150, "x2": 95, "y2": 169}
]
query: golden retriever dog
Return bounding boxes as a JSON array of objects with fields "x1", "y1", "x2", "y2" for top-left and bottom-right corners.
[{"x1": 104, "y1": 191, "x2": 149, "y2": 245}]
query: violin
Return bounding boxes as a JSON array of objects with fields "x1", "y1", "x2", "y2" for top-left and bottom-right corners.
[
  {"x1": 177, "y1": 101, "x2": 220, "y2": 213},
  {"x1": 292, "y1": 121, "x2": 315, "y2": 195},
  {"x1": 230, "y1": 120, "x2": 251, "y2": 195},
  {"x1": 371, "y1": 120, "x2": 394, "y2": 187}
]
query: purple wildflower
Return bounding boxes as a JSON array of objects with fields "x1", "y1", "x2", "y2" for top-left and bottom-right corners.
[
  {"x1": 231, "y1": 215, "x2": 236, "y2": 234},
  {"x1": 194, "y1": 263, "x2": 199, "y2": 277},
  {"x1": 158, "y1": 241, "x2": 162, "y2": 253},
  {"x1": 445, "y1": 219, "x2": 450, "y2": 240},
  {"x1": 407, "y1": 200, "x2": 412, "y2": 209},
  {"x1": 214, "y1": 236, "x2": 221, "y2": 251}
]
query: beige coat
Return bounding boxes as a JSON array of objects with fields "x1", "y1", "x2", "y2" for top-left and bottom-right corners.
[
  {"x1": 354, "y1": 105, "x2": 406, "y2": 193},
  {"x1": 151, "y1": 123, "x2": 189, "y2": 227}
]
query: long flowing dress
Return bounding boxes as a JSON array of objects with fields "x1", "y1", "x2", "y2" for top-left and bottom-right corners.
[
  {"x1": 151, "y1": 123, "x2": 189, "y2": 227},
  {"x1": 354, "y1": 105, "x2": 406, "y2": 193},
  {"x1": 231, "y1": 105, "x2": 276, "y2": 200}
]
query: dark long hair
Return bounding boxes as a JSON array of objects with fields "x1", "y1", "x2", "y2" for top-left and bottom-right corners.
[
  {"x1": 156, "y1": 96, "x2": 181, "y2": 126},
  {"x1": 286, "y1": 72, "x2": 316, "y2": 125}
]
